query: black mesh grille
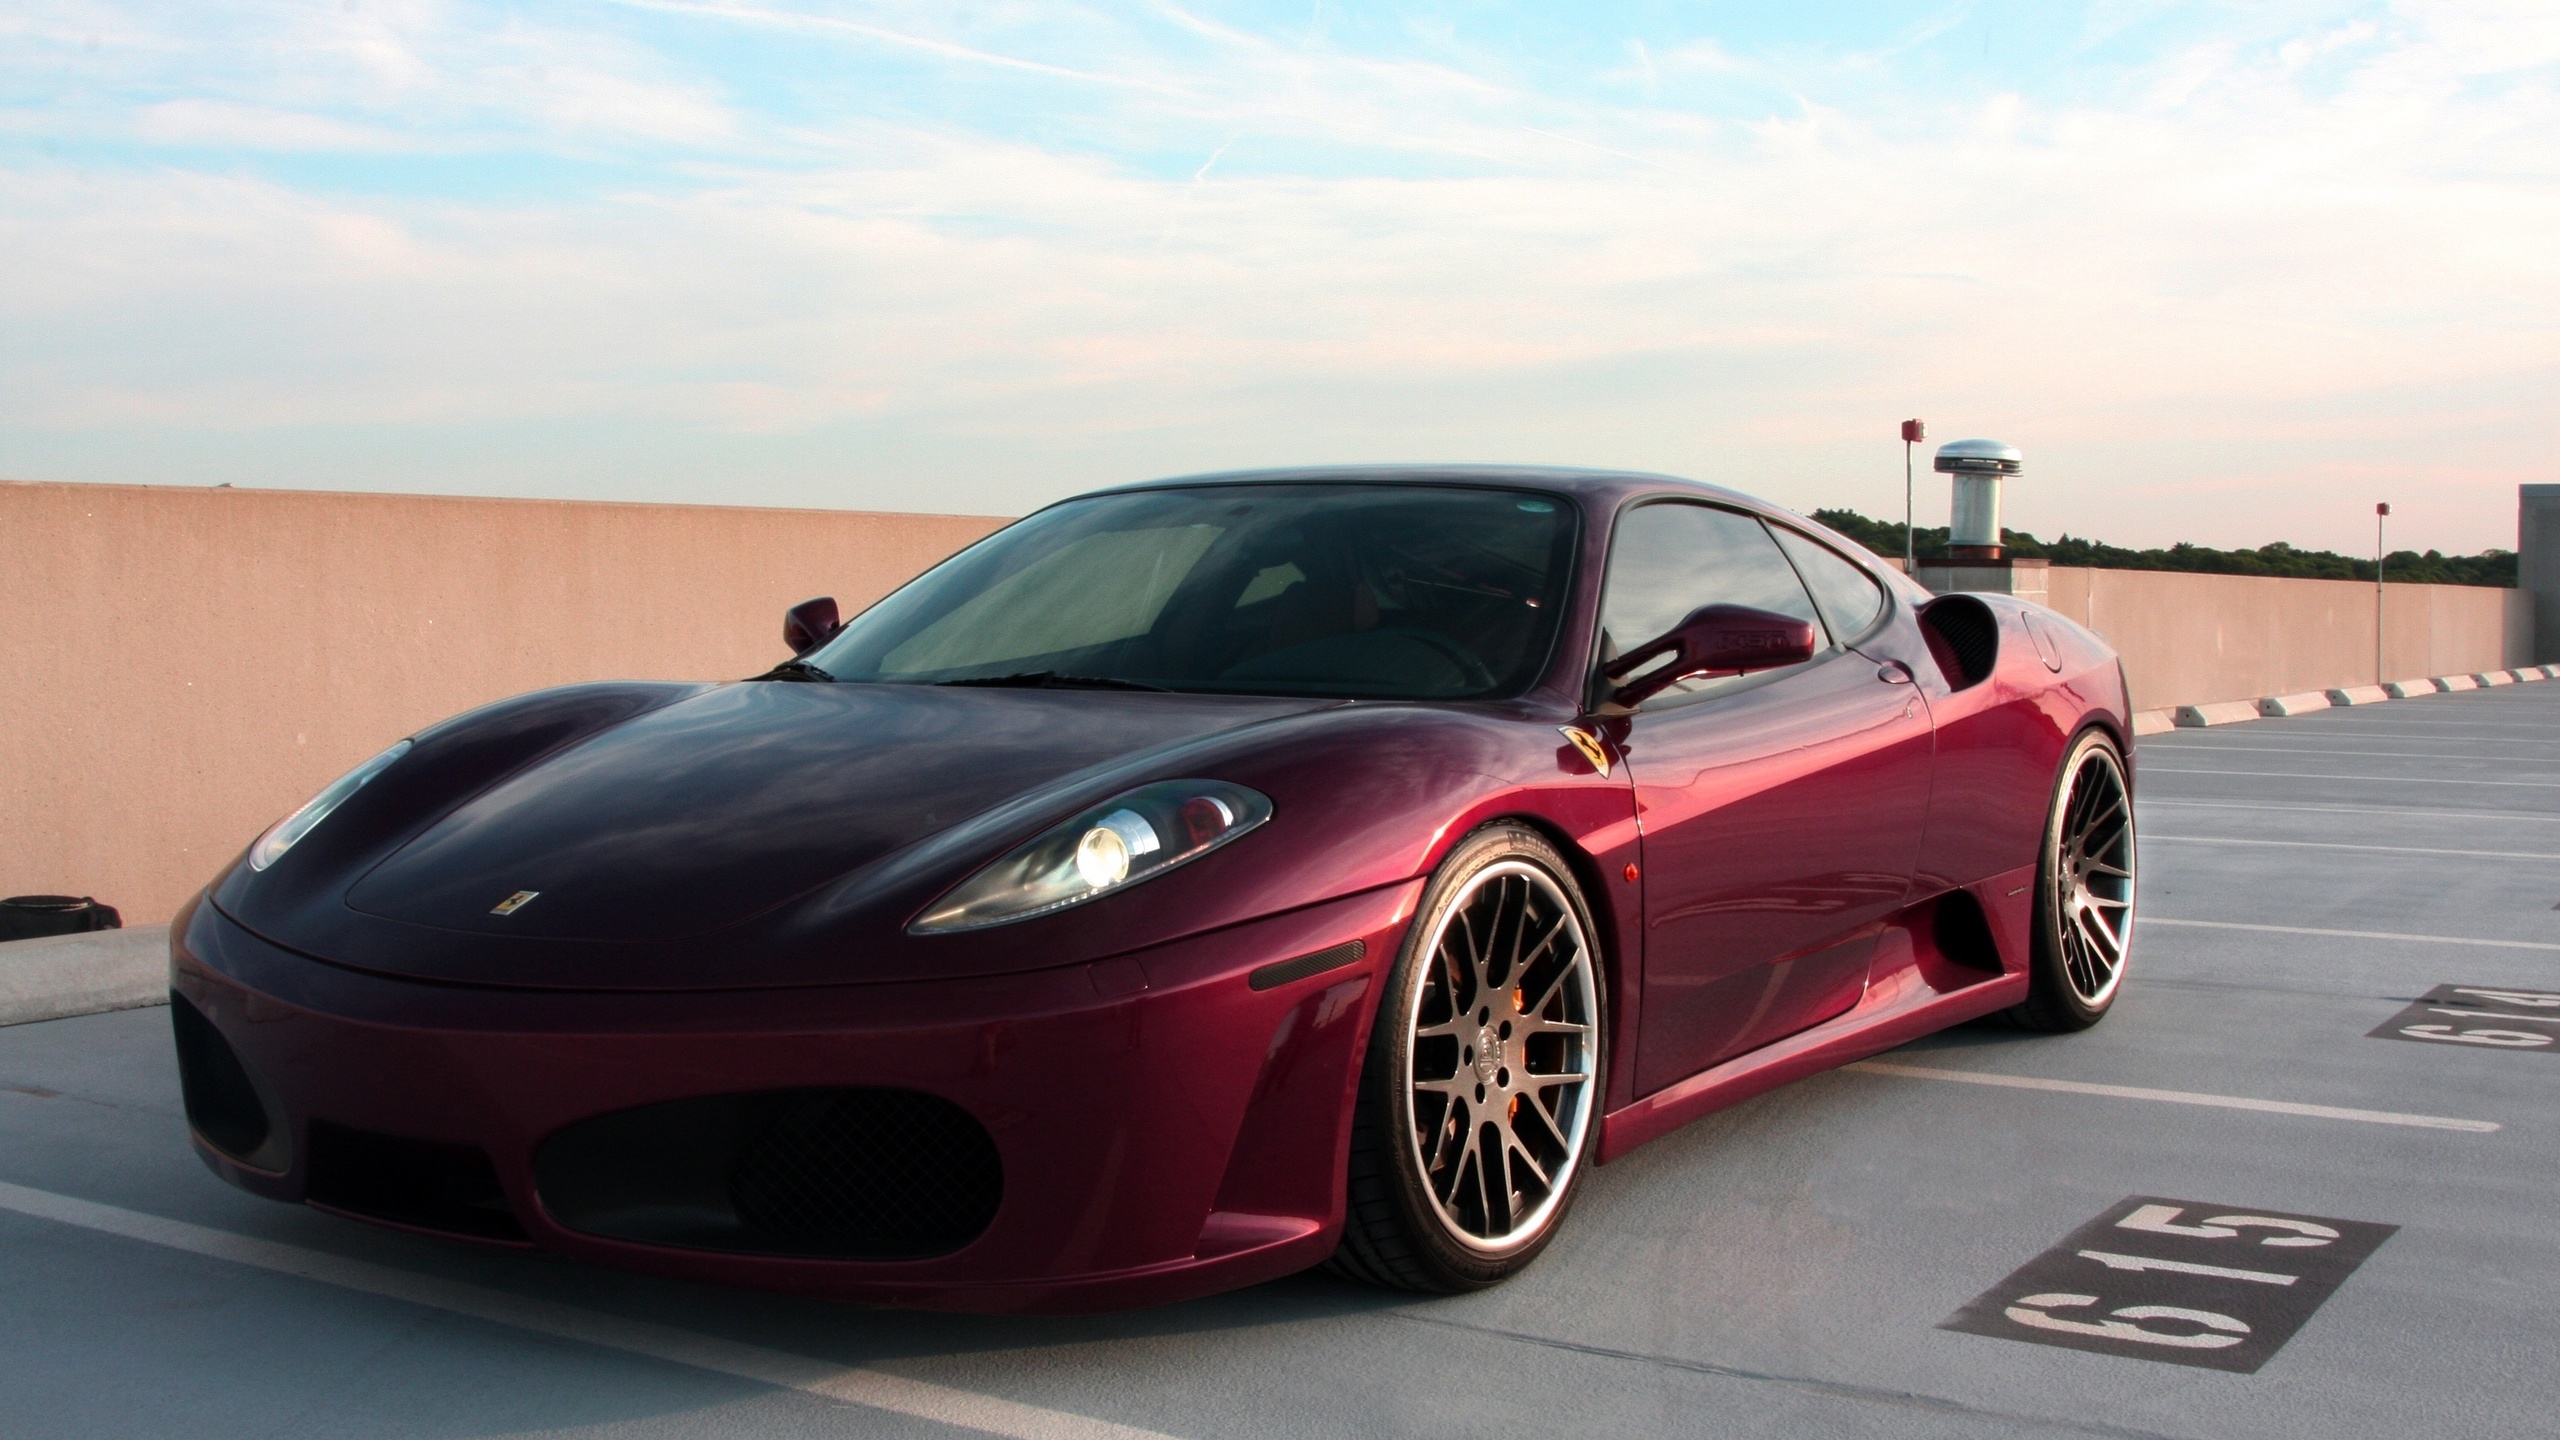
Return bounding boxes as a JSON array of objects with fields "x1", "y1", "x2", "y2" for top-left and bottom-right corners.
[
  {"x1": 730, "y1": 1090, "x2": 1003, "y2": 1254},
  {"x1": 534, "y1": 1087, "x2": 1004, "y2": 1260},
  {"x1": 305, "y1": 1121, "x2": 527, "y2": 1242},
  {"x1": 170, "y1": 992, "x2": 270, "y2": 1160},
  {"x1": 1922, "y1": 595, "x2": 2000, "y2": 689}
]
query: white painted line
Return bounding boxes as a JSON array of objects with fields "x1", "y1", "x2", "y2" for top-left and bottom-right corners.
[
  {"x1": 0, "y1": 1181, "x2": 1179, "y2": 1440},
  {"x1": 2139, "y1": 767, "x2": 2560, "y2": 789},
  {"x1": 2144, "y1": 732, "x2": 2560, "y2": 747},
  {"x1": 2143, "y1": 835, "x2": 2560, "y2": 861},
  {"x1": 2135, "y1": 745, "x2": 2560, "y2": 765},
  {"x1": 2137, "y1": 799, "x2": 2560, "y2": 825},
  {"x1": 2139, "y1": 917, "x2": 2560, "y2": 953},
  {"x1": 1845, "y1": 1062, "x2": 2500, "y2": 1133}
]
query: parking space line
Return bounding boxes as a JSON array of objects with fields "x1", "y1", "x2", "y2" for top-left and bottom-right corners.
[
  {"x1": 2150, "y1": 727, "x2": 2560, "y2": 737},
  {"x1": 2143, "y1": 836, "x2": 2560, "y2": 861},
  {"x1": 2140, "y1": 768, "x2": 2560, "y2": 789},
  {"x1": 2140, "y1": 918, "x2": 2560, "y2": 952},
  {"x1": 2137, "y1": 746, "x2": 2560, "y2": 765},
  {"x1": 2136, "y1": 799, "x2": 2560, "y2": 824},
  {"x1": 0, "y1": 1180, "x2": 1178, "y2": 1440},
  {"x1": 1845, "y1": 1062, "x2": 2500, "y2": 1132}
]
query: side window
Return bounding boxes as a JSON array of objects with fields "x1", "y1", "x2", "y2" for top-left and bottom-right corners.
[
  {"x1": 1598, "y1": 503, "x2": 1827, "y2": 706},
  {"x1": 1771, "y1": 525, "x2": 1887, "y2": 642}
]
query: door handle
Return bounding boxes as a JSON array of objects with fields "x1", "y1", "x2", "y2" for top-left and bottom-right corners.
[{"x1": 1876, "y1": 660, "x2": 1915, "y2": 685}]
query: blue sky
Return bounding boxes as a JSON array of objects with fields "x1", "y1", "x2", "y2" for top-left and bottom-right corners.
[{"x1": 4, "y1": 1, "x2": 2555, "y2": 551}]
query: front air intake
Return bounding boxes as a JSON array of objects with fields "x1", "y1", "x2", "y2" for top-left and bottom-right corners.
[
  {"x1": 305, "y1": 1121, "x2": 527, "y2": 1242},
  {"x1": 170, "y1": 992, "x2": 273, "y2": 1162},
  {"x1": 535, "y1": 1088, "x2": 1003, "y2": 1260}
]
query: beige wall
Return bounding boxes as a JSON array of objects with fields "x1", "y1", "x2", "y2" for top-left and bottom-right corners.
[
  {"x1": 2038, "y1": 566, "x2": 2530, "y2": 713},
  {"x1": 5, "y1": 481, "x2": 2536, "y2": 925},
  {"x1": 2, "y1": 482, "x2": 1006, "y2": 925}
]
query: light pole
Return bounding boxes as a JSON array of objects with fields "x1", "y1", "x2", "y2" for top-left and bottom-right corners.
[
  {"x1": 2375, "y1": 502, "x2": 2390, "y2": 684},
  {"x1": 1901, "y1": 419, "x2": 1926, "y2": 571}
]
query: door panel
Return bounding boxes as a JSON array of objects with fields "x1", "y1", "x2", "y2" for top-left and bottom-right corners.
[
  {"x1": 1592, "y1": 501, "x2": 1933, "y2": 1099},
  {"x1": 1628, "y1": 651, "x2": 1933, "y2": 1094}
]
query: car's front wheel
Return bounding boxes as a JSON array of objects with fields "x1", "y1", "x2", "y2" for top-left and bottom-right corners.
[{"x1": 1329, "y1": 823, "x2": 1605, "y2": 1292}]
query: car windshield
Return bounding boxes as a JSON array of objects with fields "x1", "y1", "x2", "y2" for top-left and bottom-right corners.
[{"x1": 805, "y1": 484, "x2": 1579, "y2": 700}]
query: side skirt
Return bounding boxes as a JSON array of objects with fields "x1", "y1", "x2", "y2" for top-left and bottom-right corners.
[{"x1": 1598, "y1": 865, "x2": 2035, "y2": 1162}]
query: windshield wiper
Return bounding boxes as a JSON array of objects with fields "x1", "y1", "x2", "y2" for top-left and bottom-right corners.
[
  {"x1": 753, "y1": 658, "x2": 837, "y2": 683},
  {"x1": 934, "y1": 671, "x2": 1171, "y2": 693}
]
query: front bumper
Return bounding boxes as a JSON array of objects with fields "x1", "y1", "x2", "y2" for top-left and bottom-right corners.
[{"x1": 170, "y1": 881, "x2": 1419, "y2": 1313}]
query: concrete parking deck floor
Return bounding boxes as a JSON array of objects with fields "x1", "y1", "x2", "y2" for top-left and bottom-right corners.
[{"x1": 6, "y1": 684, "x2": 2555, "y2": 1439}]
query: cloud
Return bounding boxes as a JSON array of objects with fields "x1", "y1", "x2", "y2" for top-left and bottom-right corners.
[{"x1": 0, "y1": 1, "x2": 2554, "y2": 552}]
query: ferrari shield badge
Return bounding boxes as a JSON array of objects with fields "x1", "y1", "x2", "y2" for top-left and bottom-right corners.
[
  {"x1": 1557, "y1": 726, "x2": 1612, "y2": 777},
  {"x1": 489, "y1": 890, "x2": 541, "y2": 916}
]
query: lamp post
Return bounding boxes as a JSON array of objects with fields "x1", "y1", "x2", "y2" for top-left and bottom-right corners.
[
  {"x1": 2376, "y1": 502, "x2": 2390, "y2": 684},
  {"x1": 1901, "y1": 419, "x2": 1926, "y2": 572}
]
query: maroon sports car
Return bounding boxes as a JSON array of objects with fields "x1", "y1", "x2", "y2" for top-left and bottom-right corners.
[{"x1": 171, "y1": 467, "x2": 2136, "y2": 1311}]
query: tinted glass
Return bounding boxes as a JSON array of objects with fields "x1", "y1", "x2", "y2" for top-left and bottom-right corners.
[
  {"x1": 1771, "y1": 525, "x2": 1886, "y2": 641},
  {"x1": 1598, "y1": 502, "x2": 1824, "y2": 705},
  {"x1": 807, "y1": 485, "x2": 1577, "y2": 699}
]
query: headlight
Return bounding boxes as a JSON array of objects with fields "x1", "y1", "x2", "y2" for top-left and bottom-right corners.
[
  {"x1": 248, "y1": 739, "x2": 413, "y2": 871},
  {"x1": 910, "y1": 779, "x2": 1272, "y2": 934}
]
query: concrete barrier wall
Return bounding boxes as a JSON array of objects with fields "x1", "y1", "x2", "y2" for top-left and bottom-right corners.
[
  {"x1": 2039, "y1": 566, "x2": 2529, "y2": 713},
  {"x1": 2, "y1": 482, "x2": 1006, "y2": 925},
  {"x1": 4, "y1": 480, "x2": 2533, "y2": 926}
]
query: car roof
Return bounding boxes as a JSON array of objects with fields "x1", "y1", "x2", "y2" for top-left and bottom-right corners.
[
  {"x1": 1065, "y1": 465, "x2": 1917, "y2": 601},
  {"x1": 1083, "y1": 464, "x2": 1761, "y2": 513}
]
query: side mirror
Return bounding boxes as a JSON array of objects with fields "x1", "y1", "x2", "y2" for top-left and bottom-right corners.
[
  {"x1": 784, "y1": 596, "x2": 842, "y2": 655},
  {"x1": 1606, "y1": 604, "x2": 1818, "y2": 709}
]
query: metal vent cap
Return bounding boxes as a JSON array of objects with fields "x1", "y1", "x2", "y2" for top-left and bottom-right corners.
[{"x1": 1934, "y1": 439, "x2": 2022, "y2": 475}]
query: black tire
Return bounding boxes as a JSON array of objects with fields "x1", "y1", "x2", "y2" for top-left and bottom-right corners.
[
  {"x1": 1328, "y1": 823, "x2": 1606, "y2": 1292},
  {"x1": 2008, "y1": 728, "x2": 2137, "y2": 1033}
]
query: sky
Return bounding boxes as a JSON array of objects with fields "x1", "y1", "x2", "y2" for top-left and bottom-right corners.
[{"x1": 3, "y1": 1, "x2": 2555, "y2": 553}]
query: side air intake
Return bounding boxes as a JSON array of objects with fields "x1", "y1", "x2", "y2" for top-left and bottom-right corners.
[{"x1": 1920, "y1": 595, "x2": 1999, "y2": 690}]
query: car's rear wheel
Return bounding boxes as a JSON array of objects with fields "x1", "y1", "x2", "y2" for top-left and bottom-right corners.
[
  {"x1": 1329, "y1": 823, "x2": 1604, "y2": 1292},
  {"x1": 2008, "y1": 728, "x2": 2136, "y2": 1032}
]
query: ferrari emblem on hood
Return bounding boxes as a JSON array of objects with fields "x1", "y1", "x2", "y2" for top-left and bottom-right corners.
[{"x1": 489, "y1": 890, "x2": 541, "y2": 916}]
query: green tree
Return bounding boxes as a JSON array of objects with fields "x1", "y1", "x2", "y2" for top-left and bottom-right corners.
[{"x1": 1805, "y1": 509, "x2": 2513, "y2": 588}]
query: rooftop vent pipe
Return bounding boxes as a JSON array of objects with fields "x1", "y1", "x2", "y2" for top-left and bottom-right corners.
[{"x1": 1934, "y1": 439, "x2": 2022, "y2": 561}]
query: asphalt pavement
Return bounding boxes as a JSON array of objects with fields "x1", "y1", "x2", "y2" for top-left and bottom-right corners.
[{"x1": 5, "y1": 681, "x2": 2555, "y2": 1439}]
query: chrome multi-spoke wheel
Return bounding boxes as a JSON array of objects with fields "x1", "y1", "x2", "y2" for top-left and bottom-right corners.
[
  {"x1": 2013, "y1": 730, "x2": 2137, "y2": 1031},
  {"x1": 1331, "y1": 825, "x2": 1605, "y2": 1291},
  {"x1": 1404, "y1": 859, "x2": 1598, "y2": 1253}
]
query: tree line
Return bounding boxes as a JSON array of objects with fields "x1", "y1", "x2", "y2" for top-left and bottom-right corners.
[{"x1": 1808, "y1": 508, "x2": 2516, "y2": 588}]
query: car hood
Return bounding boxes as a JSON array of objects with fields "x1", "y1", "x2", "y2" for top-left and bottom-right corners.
[{"x1": 344, "y1": 680, "x2": 1333, "y2": 943}]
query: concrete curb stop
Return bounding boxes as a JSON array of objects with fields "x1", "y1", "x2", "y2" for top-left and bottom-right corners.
[
  {"x1": 2258, "y1": 691, "x2": 2333, "y2": 717},
  {"x1": 2175, "y1": 700, "x2": 2262, "y2": 728},
  {"x1": 2513, "y1": 668, "x2": 2546, "y2": 683},
  {"x1": 2383, "y1": 678, "x2": 2443, "y2": 698},
  {"x1": 0, "y1": 927, "x2": 169, "y2": 1028},
  {"x1": 2438, "y1": 674, "x2": 2480, "y2": 691},
  {"x1": 2326, "y1": 685, "x2": 2391, "y2": 706},
  {"x1": 2473, "y1": 671, "x2": 2515, "y2": 687},
  {"x1": 2132, "y1": 709, "x2": 2177, "y2": 737}
]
